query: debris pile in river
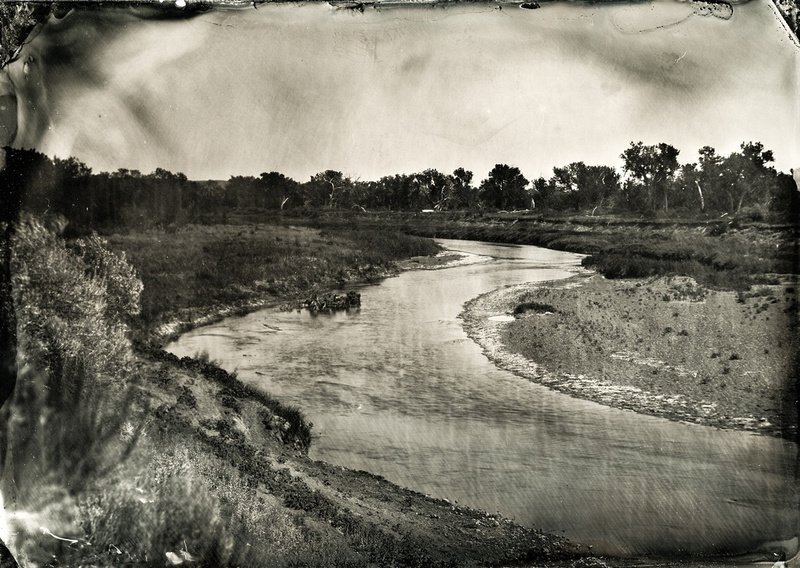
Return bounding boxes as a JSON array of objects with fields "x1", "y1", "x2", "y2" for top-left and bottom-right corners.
[{"x1": 302, "y1": 291, "x2": 361, "y2": 313}]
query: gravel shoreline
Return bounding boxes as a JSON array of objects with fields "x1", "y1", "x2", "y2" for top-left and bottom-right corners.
[{"x1": 460, "y1": 274, "x2": 797, "y2": 438}]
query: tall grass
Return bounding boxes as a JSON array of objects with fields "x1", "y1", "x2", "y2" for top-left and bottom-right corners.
[
  {"x1": 581, "y1": 230, "x2": 793, "y2": 291},
  {"x1": 340, "y1": 229, "x2": 440, "y2": 263},
  {"x1": 75, "y1": 447, "x2": 307, "y2": 567},
  {"x1": 37, "y1": 357, "x2": 143, "y2": 492},
  {"x1": 108, "y1": 223, "x2": 439, "y2": 329}
]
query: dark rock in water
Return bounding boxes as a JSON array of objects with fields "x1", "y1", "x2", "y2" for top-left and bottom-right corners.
[{"x1": 303, "y1": 291, "x2": 361, "y2": 313}]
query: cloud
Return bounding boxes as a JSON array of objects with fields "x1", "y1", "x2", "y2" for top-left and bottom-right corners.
[{"x1": 8, "y1": 1, "x2": 798, "y2": 181}]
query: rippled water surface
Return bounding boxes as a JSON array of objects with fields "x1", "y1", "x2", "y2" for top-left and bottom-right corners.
[{"x1": 168, "y1": 239, "x2": 798, "y2": 557}]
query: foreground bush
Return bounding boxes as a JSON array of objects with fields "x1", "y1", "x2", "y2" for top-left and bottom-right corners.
[
  {"x1": 5, "y1": 216, "x2": 144, "y2": 498},
  {"x1": 2, "y1": 216, "x2": 145, "y2": 563}
]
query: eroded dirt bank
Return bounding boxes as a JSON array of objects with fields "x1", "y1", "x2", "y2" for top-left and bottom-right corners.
[
  {"x1": 461, "y1": 274, "x2": 798, "y2": 438},
  {"x1": 104, "y1": 225, "x2": 584, "y2": 567},
  {"x1": 127, "y1": 346, "x2": 581, "y2": 567}
]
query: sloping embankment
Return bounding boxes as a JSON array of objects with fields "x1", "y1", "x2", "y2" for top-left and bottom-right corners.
[{"x1": 132, "y1": 345, "x2": 581, "y2": 567}]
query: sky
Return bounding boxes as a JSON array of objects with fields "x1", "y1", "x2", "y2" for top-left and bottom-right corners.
[{"x1": 5, "y1": 0, "x2": 799, "y2": 182}]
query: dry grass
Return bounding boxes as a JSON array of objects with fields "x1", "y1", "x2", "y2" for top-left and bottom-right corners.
[
  {"x1": 107, "y1": 222, "x2": 438, "y2": 328},
  {"x1": 73, "y1": 445, "x2": 312, "y2": 567},
  {"x1": 502, "y1": 275, "x2": 798, "y2": 436},
  {"x1": 399, "y1": 214, "x2": 797, "y2": 291}
]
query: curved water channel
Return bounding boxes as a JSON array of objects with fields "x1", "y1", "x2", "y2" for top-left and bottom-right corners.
[{"x1": 167, "y1": 239, "x2": 798, "y2": 558}]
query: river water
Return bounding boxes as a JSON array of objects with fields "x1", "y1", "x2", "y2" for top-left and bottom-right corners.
[{"x1": 167, "y1": 239, "x2": 798, "y2": 558}]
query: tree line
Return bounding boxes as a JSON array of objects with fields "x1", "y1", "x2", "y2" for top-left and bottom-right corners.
[{"x1": 2, "y1": 141, "x2": 796, "y2": 231}]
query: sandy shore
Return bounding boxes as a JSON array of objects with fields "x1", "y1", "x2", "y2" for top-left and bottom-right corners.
[{"x1": 461, "y1": 273, "x2": 797, "y2": 438}]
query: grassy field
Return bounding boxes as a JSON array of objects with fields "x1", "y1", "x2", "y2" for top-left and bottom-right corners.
[
  {"x1": 108, "y1": 212, "x2": 798, "y2": 318},
  {"x1": 380, "y1": 212, "x2": 798, "y2": 292},
  {"x1": 106, "y1": 221, "x2": 439, "y2": 333}
]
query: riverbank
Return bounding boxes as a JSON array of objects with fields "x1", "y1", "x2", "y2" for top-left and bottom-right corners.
[
  {"x1": 106, "y1": 222, "x2": 443, "y2": 344},
  {"x1": 461, "y1": 273, "x2": 798, "y2": 439},
  {"x1": 114, "y1": 346, "x2": 579, "y2": 567},
  {"x1": 400, "y1": 212, "x2": 798, "y2": 438},
  {"x1": 72, "y1": 221, "x2": 585, "y2": 567},
  {"x1": 393, "y1": 212, "x2": 797, "y2": 292},
  {"x1": 95, "y1": 216, "x2": 797, "y2": 565},
  {"x1": 145, "y1": 245, "x2": 477, "y2": 346},
  {"x1": 12, "y1": 338, "x2": 578, "y2": 567}
]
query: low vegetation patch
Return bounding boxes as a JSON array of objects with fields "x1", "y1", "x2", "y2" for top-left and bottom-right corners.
[
  {"x1": 399, "y1": 213, "x2": 796, "y2": 293},
  {"x1": 300, "y1": 291, "x2": 361, "y2": 313},
  {"x1": 107, "y1": 222, "x2": 438, "y2": 332},
  {"x1": 137, "y1": 343, "x2": 314, "y2": 451},
  {"x1": 498, "y1": 275, "x2": 798, "y2": 438}
]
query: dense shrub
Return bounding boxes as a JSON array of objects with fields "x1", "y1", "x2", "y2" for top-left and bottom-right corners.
[
  {"x1": 6, "y1": 216, "x2": 144, "y2": 497},
  {"x1": 3, "y1": 216, "x2": 146, "y2": 562}
]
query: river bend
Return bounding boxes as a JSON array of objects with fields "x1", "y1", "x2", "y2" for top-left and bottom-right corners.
[{"x1": 167, "y1": 239, "x2": 798, "y2": 558}]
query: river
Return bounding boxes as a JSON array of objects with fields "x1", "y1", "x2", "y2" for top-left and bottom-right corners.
[{"x1": 167, "y1": 239, "x2": 798, "y2": 558}]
